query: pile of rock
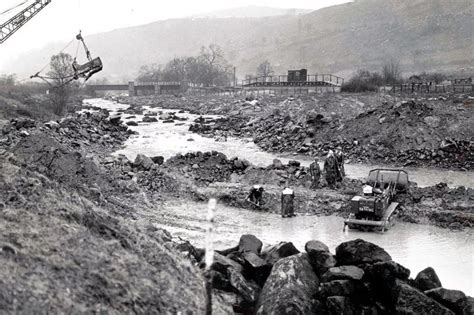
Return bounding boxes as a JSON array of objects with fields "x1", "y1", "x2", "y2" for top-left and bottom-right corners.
[
  {"x1": 165, "y1": 151, "x2": 251, "y2": 185},
  {"x1": 179, "y1": 235, "x2": 472, "y2": 314},
  {"x1": 1, "y1": 110, "x2": 131, "y2": 155}
]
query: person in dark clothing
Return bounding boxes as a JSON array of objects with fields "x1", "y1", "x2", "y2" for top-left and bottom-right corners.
[
  {"x1": 309, "y1": 159, "x2": 321, "y2": 189},
  {"x1": 281, "y1": 187, "x2": 295, "y2": 218},
  {"x1": 247, "y1": 185, "x2": 264, "y2": 208},
  {"x1": 335, "y1": 147, "x2": 345, "y2": 182},
  {"x1": 324, "y1": 150, "x2": 337, "y2": 189}
]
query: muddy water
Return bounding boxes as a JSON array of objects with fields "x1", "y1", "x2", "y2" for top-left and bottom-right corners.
[
  {"x1": 84, "y1": 98, "x2": 473, "y2": 188},
  {"x1": 83, "y1": 98, "x2": 474, "y2": 294},
  {"x1": 159, "y1": 200, "x2": 473, "y2": 295}
]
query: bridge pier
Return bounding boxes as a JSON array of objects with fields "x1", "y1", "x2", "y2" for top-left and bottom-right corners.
[
  {"x1": 128, "y1": 81, "x2": 137, "y2": 97},
  {"x1": 154, "y1": 84, "x2": 161, "y2": 95}
]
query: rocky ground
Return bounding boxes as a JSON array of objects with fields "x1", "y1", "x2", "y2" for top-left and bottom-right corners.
[
  {"x1": 184, "y1": 234, "x2": 474, "y2": 314},
  {"x1": 0, "y1": 93, "x2": 472, "y2": 313},
  {"x1": 113, "y1": 92, "x2": 474, "y2": 170}
]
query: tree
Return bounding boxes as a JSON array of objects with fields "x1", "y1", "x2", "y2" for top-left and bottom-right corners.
[
  {"x1": 137, "y1": 63, "x2": 162, "y2": 82},
  {"x1": 257, "y1": 60, "x2": 273, "y2": 77},
  {"x1": 47, "y1": 53, "x2": 74, "y2": 115},
  {"x1": 382, "y1": 59, "x2": 401, "y2": 85}
]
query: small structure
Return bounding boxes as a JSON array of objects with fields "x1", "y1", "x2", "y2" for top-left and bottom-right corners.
[{"x1": 288, "y1": 69, "x2": 308, "y2": 82}]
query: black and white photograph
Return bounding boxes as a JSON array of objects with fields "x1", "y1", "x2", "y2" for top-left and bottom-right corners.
[{"x1": 0, "y1": 0, "x2": 473, "y2": 314}]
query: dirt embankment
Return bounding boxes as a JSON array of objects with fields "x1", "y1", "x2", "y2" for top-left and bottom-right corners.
[{"x1": 113, "y1": 93, "x2": 474, "y2": 170}]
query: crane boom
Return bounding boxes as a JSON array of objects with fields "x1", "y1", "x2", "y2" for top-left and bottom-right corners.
[{"x1": 0, "y1": 0, "x2": 51, "y2": 44}]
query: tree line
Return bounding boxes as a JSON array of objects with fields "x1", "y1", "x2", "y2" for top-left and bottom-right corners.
[{"x1": 137, "y1": 44, "x2": 234, "y2": 87}]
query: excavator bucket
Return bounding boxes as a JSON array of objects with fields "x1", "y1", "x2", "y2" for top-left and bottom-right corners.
[{"x1": 73, "y1": 57, "x2": 103, "y2": 82}]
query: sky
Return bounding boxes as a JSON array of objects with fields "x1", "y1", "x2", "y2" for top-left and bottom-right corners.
[{"x1": 0, "y1": 0, "x2": 351, "y2": 72}]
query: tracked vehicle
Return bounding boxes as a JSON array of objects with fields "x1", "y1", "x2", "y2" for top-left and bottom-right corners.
[{"x1": 344, "y1": 169, "x2": 409, "y2": 232}]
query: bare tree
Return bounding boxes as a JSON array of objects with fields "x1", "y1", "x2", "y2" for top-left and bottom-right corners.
[
  {"x1": 47, "y1": 53, "x2": 74, "y2": 115},
  {"x1": 257, "y1": 60, "x2": 273, "y2": 77},
  {"x1": 382, "y1": 59, "x2": 401, "y2": 85}
]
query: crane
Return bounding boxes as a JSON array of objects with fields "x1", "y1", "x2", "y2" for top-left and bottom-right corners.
[{"x1": 1, "y1": 0, "x2": 51, "y2": 44}]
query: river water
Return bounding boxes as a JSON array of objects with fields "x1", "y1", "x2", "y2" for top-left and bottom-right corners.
[{"x1": 83, "y1": 98, "x2": 473, "y2": 295}]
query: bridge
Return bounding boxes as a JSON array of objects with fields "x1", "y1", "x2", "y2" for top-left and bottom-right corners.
[
  {"x1": 242, "y1": 74, "x2": 344, "y2": 87},
  {"x1": 87, "y1": 81, "x2": 182, "y2": 96}
]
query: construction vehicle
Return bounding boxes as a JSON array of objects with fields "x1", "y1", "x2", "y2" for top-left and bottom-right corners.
[
  {"x1": 30, "y1": 30, "x2": 103, "y2": 87},
  {"x1": 1, "y1": 0, "x2": 51, "y2": 44},
  {"x1": 343, "y1": 169, "x2": 409, "y2": 232}
]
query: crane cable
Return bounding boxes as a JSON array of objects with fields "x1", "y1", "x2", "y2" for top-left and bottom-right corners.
[{"x1": 0, "y1": 0, "x2": 29, "y2": 16}]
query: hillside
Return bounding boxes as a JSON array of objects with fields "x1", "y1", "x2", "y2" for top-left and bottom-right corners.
[
  {"x1": 5, "y1": 0, "x2": 474, "y2": 82},
  {"x1": 193, "y1": 5, "x2": 312, "y2": 18}
]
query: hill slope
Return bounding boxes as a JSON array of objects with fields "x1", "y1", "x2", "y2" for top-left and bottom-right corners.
[{"x1": 6, "y1": 0, "x2": 474, "y2": 81}]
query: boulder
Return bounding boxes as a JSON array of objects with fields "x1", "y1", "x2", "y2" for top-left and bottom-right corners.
[
  {"x1": 213, "y1": 290, "x2": 238, "y2": 315},
  {"x1": 238, "y1": 234, "x2": 262, "y2": 254},
  {"x1": 255, "y1": 253, "x2": 319, "y2": 314},
  {"x1": 391, "y1": 280, "x2": 454, "y2": 314},
  {"x1": 335, "y1": 239, "x2": 391, "y2": 266},
  {"x1": 272, "y1": 159, "x2": 284, "y2": 169},
  {"x1": 44, "y1": 120, "x2": 59, "y2": 129},
  {"x1": 414, "y1": 267, "x2": 442, "y2": 291},
  {"x1": 109, "y1": 114, "x2": 122, "y2": 125},
  {"x1": 326, "y1": 296, "x2": 354, "y2": 315},
  {"x1": 209, "y1": 252, "x2": 243, "y2": 274},
  {"x1": 142, "y1": 116, "x2": 158, "y2": 123},
  {"x1": 425, "y1": 288, "x2": 470, "y2": 315},
  {"x1": 305, "y1": 240, "x2": 329, "y2": 253},
  {"x1": 151, "y1": 156, "x2": 164, "y2": 165},
  {"x1": 305, "y1": 240, "x2": 336, "y2": 276},
  {"x1": 228, "y1": 268, "x2": 260, "y2": 304},
  {"x1": 242, "y1": 252, "x2": 271, "y2": 286},
  {"x1": 321, "y1": 266, "x2": 364, "y2": 282},
  {"x1": 318, "y1": 280, "x2": 364, "y2": 298},
  {"x1": 133, "y1": 154, "x2": 154, "y2": 171},
  {"x1": 126, "y1": 121, "x2": 138, "y2": 126},
  {"x1": 364, "y1": 261, "x2": 410, "y2": 304},
  {"x1": 261, "y1": 242, "x2": 300, "y2": 266}
]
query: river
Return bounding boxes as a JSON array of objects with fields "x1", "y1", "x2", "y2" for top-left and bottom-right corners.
[{"x1": 83, "y1": 98, "x2": 473, "y2": 295}]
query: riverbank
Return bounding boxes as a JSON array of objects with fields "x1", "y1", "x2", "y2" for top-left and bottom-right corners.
[
  {"x1": 0, "y1": 95, "x2": 472, "y2": 312},
  {"x1": 111, "y1": 93, "x2": 473, "y2": 171}
]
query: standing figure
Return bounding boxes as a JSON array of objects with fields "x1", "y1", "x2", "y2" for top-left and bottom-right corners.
[
  {"x1": 281, "y1": 187, "x2": 295, "y2": 218},
  {"x1": 309, "y1": 159, "x2": 321, "y2": 189},
  {"x1": 335, "y1": 147, "x2": 345, "y2": 181},
  {"x1": 324, "y1": 150, "x2": 337, "y2": 189}
]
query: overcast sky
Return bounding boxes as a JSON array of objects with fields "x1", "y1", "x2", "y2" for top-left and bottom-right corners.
[{"x1": 0, "y1": 0, "x2": 350, "y2": 73}]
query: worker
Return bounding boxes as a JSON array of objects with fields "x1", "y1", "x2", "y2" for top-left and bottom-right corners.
[
  {"x1": 324, "y1": 150, "x2": 337, "y2": 189},
  {"x1": 281, "y1": 186, "x2": 295, "y2": 218},
  {"x1": 335, "y1": 147, "x2": 345, "y2": 181},
  {"x1": 309, "y1": 158, "x2": 321, "y2": 189},
  {"x1": 247, "y1": 185, "x2": 264, "y2": 208}
]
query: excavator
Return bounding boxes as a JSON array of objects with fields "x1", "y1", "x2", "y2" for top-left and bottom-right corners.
[{"x1": 1, "y1": 0, "x2": 102, "y2": 86}]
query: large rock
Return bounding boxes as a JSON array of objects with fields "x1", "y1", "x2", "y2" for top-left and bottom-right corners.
[
  {"x1": 261, "y1": 242, "x2": 300, "y2": 266},
  {"x1": 364, "y1": 261, "x2": 410, "y2": 304},
  {"x1": 326, "y1": 296, "x2": 354, "y2": 315},
  {"x1": 133, "y1": 154, "x2": 154, "y2": 171},
  {"x1": 305, "y1": 240, "x2": 336, "y2": 276},
  {"x1": 321, "y1": 266, "x2": 364, "y2": 282},
  {"x1": 256, "y1": 253, "x2": 319, "y2": 314},
  {"x1": 319, "y1": 280, "x2": 357, "y2": 298},
  {"x1": 413, "y1": 267, "x2": 442, "y2": 291},
  {"x1": 212, "y1": 290, "x2": 238, "y2": 315},
  {"x1": 391, "y1": 280, "x2": 454, "y2": 314},
  {"x1": 335, "y1": 239, "x2": 391, "y2": 266},
  {"x1": 228, "y1": 268, "x2": 261, "y2": 304},
  {"x1": 238, "y1": 234, "x2": 263, "y2": 254},
  {"x1": 209, "y1": 252, "x2": 243, "y2": 274},
  {"x1": 425, "y1": 288, "x2": 471, "y2": 315},
  {"x1": 242, "y1": 252, "x2": 271, "y2": 286}
]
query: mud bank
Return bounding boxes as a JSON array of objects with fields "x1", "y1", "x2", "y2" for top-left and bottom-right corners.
[{"x1": 112, "y1": 93, "x2": 473, "y2": 170}]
